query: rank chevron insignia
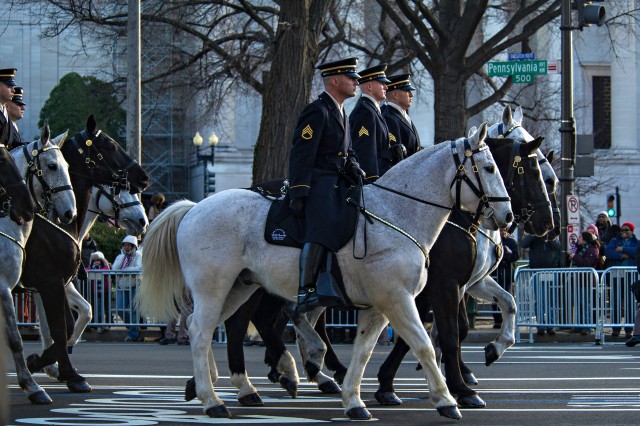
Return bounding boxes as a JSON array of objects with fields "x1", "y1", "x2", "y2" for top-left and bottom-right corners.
[
  {"x1": 389, "y1": 133, "x2": 397, "y2": 142},
  {"x1": 301, "y1": 124, "x2": 313, "y2": 140},
  {"x1": 358, "y1": 126, "x2": 369, "y2": 137}
]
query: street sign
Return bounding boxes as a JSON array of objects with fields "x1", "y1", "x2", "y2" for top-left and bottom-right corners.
[
  {"x1": 487, "y1": 60, "x2": 548, "y2": 77},
  {"x1": 508, "y1": 52, "x2": 535, "y2": 61},
  {"x1": 566, "y1": 194, "x2": 581, "y2": 224},
  {"x1": 513, "y1": 74, "x2": 535, "y2": 84},
  {"x1": 567, "y1": 224, "x2": 580, "y2": 254}
]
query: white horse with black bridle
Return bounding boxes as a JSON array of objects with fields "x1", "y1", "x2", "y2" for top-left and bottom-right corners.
[
  {"x1": 137, "y1": 123, "x2": 513, "y2": 421},
  {"x1": 0, "y1": 125, "x2": 76, "y2": 404}
]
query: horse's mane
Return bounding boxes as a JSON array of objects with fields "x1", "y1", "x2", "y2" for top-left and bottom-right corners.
[{"x1": 376, "y1": 138, "x2": 454, "y2": 184}]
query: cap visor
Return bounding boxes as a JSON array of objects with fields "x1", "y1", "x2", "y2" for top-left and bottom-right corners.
[
  {"x1": 377, "y1": 77, "x2": 392, "y2": 83},
  {"x1": 345, "y1": 71, "x2": 361, "y2": 79}
]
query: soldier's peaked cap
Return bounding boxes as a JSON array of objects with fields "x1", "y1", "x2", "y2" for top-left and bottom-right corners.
[
  {"x1": 317, "y1": 57, "x2": 360, "y2": 79},
  {"x1": 386, "y1": 73, "x2": 415, "y2": 91},
  {"x1": 357, "y1": 63, "x2": 391, "y2": 84},
  {"x1": 0, "y1": 68, "x2": 17, "y2": 87},
  {"x1": 12, "y1": 87, "x2": 25, "y2": 106}
]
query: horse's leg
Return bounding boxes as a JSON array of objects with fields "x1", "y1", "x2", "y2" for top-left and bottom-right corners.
[
  {"x1": 224, "y1": 289, "x2": 264, "y2": 406},
  {"x1": 429, "y1": 282, "x2": 485, "y2": 408},
  {"x1": 0, "y1": 285, "x2": 52, "y2": 404},
  {"x1": 456, "y1": 298, "x2": 478, "y2": 385},
  {"x1": 64, "y1": 281, "x2": 92, "y2": 347},
  {"x1": 466, "y1": 276, "x2": 516, "y2": 366},
  {"x1": 380, "y1": 297, "x2": 460, "y2": 420},
  {"x1": 252, "y1": 294, "x2": 300, "y2": 398},
  {"x1": 375, "y1": 291, "x2": 432, "y2": 405},
  {"x1": 33, "y1": 292, "x2": 59, "y2": 380},
  {"x1": 315, "y1": 310, "x2": 347, "y2": 387},
  {"x1": 29, "y1": 284, "x2": 91, "y2": 393},
  {"x1": 281, "y1": 302, "x2": 327, "y2": 383}
]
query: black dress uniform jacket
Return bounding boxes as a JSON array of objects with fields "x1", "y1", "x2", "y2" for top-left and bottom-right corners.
[
  {"x1": 349, "y1": 96, "x2": 392, "y2": 181},
  {"x1": 0, "y1": 112, "x2": 21, "y2": 150},
  {"x1": 288, "y1": 91, "x2": 359, "y2": 252},
  {"x1": 382, "y1": 104, "x2": 421, "y2": 157}
]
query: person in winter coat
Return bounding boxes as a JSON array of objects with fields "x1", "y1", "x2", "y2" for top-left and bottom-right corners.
[
  {"x1": 112, "y1": 235, "x2": 143, "y2": 342},
  {"x1": 606, "y1": 222, "x2": 638, "y2": 338},
  {"x1": 568, "y1": 232, "x2": 600, "y2": 334},
  {"x1": 86, "y1": 251, "x2": 111, "y2": 333}
]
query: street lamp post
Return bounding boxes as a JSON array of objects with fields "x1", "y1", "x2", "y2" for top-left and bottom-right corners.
[{"x1": 192, "y1": 131, "x2": 219, "y2": 198}]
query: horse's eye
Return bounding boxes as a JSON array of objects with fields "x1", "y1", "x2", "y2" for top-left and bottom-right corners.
[
  {"x1": 48, "y1": 164, "x2": 58, "y2": 171},
  {"x1": 485, "y1": 166, "x2": 495, "y2": 174}
]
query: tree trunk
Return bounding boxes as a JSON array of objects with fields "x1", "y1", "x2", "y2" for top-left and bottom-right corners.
[
  {"x1": 252, "y1": 0, "x2": 331, "y2": 184},
  {"x1": 433, "y1": 72, "x2": 468, "y2": 144}
]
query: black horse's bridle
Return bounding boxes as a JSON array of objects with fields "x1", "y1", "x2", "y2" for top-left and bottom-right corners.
[
  {"x1": 22, "y1": 141, "x2": 73, "y2": 215},
  {"x1": 87, "y1": 184, "x2": 142, "y2": 228},
  {"x1": 69, "y1": 130, "x2": 139, "y2": 191}
]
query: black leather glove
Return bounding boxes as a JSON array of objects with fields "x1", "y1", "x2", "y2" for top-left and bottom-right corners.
[
  {"x1": 289, "y1": 198, "x2": 305, "y2": 218},
  {"x1": 347, "y1": 160, "x2": 366, "y2": 181},
  {"x1": 391, "y1": 143, "x2": 407, "y2": 164}
]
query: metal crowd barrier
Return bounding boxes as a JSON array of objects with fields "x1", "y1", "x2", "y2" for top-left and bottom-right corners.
[{"x1": 514, "y1": 266, "x2": 638, "y2": 344}]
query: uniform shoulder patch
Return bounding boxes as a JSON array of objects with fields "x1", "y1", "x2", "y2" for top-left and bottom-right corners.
[
  {"x1": 302, "y1": 124, "x2": 313, "y2": 140},
  {"x1": 358, "y1": 126, "x2": 369, "y2": 137},
  {"x1": 389, "y1": 133, "x2": 397, "y2": 142}
]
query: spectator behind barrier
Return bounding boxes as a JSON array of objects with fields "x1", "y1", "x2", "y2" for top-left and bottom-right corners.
[{"x1": 112, "y1": 235, "x2": 143, "y2": 342}]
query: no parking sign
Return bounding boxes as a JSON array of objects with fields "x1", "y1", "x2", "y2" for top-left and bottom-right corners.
[
  {"x1": 567, "y1": 224, "x2": 580, "y2": 254},
  {"x1": 566, "y1": 195, "x2": 581, "y2": 253}
]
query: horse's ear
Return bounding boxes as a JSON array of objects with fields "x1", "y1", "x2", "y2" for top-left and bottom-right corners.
[
  {"x1": 53, "y1": 130, "x2": 70, "y2": 148},
  {"x1": 41, "y1": 123, "x2": 50, "y2": 145},
  {"x1": 87, "y1": 115, "x2": 97, "y2": 134},
  {"x1": 524, "y1": 136, "x2": 545, "y2": 154},
  {"x1": 513, "y1": 106, "x2": 523, "y2": 125},
  {"x1": 502, "y1": 105, "x2": 512, "y2": 126},
  {"x1": 546, "y1": 150, "x2": 555, "y2": 163},
  {"x1": 468, "y1": 126, "x2": 478, "y2": 138},
  {"x1": 474, "y1": 122, "x2": 488, "y2": 145}
]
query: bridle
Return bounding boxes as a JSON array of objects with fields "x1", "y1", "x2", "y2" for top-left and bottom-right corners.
[
  {"x1": 0, "y1": 144, "x2": 27, "y2": 219},
  {"x1": 22, "y1": 141, "x2": 73, "y2": 215},
  {"x1": 68, "y1": 130, "x2": 139, "y2": 191},
  {"x1": 87, "y1": 184, "x2": 142, "y2": 228}
]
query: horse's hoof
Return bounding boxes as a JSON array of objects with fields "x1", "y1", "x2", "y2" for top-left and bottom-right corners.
[
  {"x1": 67, "y1": 380, "x2": 92, "y2": 393},
  {"x1": 318, "y1": 380, "x2": 341, "y2": 394},
  {"x1": 462, "y1": 372, "x2": 478, "y2": 385},
  {"x1": 267, "y1": 370, "x2": 281, "y2": 383},
  {"x1": 28, "y1": 390, "x2": 53, "y2": 405},
  {"x1": 279, "y1": 376, "x2": 298, "y2": 398},
  {"x1": 238, "y1": 392, "x2": 264, "y2": 406},
  {"x1": 26, "y1": 354, "x2": 42, "y2": 374},
  {"x1": 333, "y1": 369, "x2": 346, "y2": 385},
  {"x1": 457, "y1": 394, "x2": 486, "y2": 408},
  {"x1": 415, "y1": 362, "x2": 423, "y2": 371},
  {"x1": 205, "y1": 404, "x2": 231, "y2": 418},
  {"x1": 484, "y1": 343, "x2": 500, "y2": 366},
  {"x1": 437, "y1": 405, "x2": 462, "y2": 420},
  {"x1": 374, "y1": 391, "x2": 402, "y2": 406},
  {"x1": 184, "y1": 377, "x2": 196, "y2": 401},
  {"x1": 346, "y1": 406, "x2": 372, "y2": 420}
]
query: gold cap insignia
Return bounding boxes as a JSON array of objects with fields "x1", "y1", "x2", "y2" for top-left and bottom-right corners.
[
  {"x1": 358, "y1": 126, "x2": 369, "y2": 137},
  {"x1": 301, "y1": 124, "x2": 313, "y2": 140},
  {"x1": 389, "y1": 133, "x2": 397, "y2": 142}
]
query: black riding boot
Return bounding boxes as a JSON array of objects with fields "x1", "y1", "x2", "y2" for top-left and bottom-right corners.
[{"x1": 296, "y1": 243, "x2": 326, "y2": 313}]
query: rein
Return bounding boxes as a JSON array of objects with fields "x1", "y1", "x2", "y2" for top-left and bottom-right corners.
[
  {"x1": 22, "y1": 141, "x2": 73, "y2": 215},
  {"x1": 87, "y1": 184, "x2": 142, "y2": 228},
  {"x1": 69, "y1": 130, "x2": 138, "y2": 191}
]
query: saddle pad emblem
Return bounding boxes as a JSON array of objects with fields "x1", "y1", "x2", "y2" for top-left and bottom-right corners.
[
  {"x1": 389, "y1": 133, "x2": 397, "y2": 142},
  {"x1": 301, "y1": 124, "x2": 313, "y2": 140},
  {"x1": 358, "y1": 126, "x2": 369, "y2": 137},
  {"x1": 271, "y1": 228, "x2": 287, "y2": 241}
]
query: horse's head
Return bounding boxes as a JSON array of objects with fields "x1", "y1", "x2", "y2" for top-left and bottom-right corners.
[
  {"x1": 59, "y1": 115, "x2": 150, "y2": 194},
  {"x1": 21, "y1": 124, "x2": 77, "y2": 224},
  {"x1": 486, "y1": 105, "x2": 558, "y2": 235},
  {"x1": 452, "y1": 122, "x2": 513, "y2": 230},
  {"x1": 93, "y1": 184, "x2": 148, "y2": 236},
  {"x1": 0, "y1": 125, "x2": 34, "y2": 225}
]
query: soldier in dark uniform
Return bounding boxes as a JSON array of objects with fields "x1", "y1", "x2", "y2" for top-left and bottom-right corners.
[
  {"x1": 6, "y1": 86, "x2": 26, "y2": 149},
  {"x1": 0, "y1": 69, "x2": 17, "y2": 148},
  {"x1": 382, "y1": 73, "x2": 422, "y2": 157},
  {"x1": 349, "y1": 63, "x2": 394, "y2": 182},
  {"x1": 288, "y1": 57, "x2": 366, "y2": 312}
]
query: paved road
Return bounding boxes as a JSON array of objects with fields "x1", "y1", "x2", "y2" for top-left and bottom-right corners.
[{"x1": 6, "y1": 341, "x2": 640, "y2": 425}]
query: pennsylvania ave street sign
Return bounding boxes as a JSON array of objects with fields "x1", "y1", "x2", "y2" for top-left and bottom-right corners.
[{"x1": 488, "y1": 60, "x2": 548, "y2": 77}]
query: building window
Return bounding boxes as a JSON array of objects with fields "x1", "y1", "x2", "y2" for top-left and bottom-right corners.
[{"x1": 592, "y1": 76, "x2": 611, "y2": 149}]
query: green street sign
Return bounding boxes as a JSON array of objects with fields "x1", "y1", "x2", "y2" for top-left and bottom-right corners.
[
  {"x1": 513, "y1": 74, "x2": 535, "y2": 84},
  {"x1": 488, "y1": 60, "x2": 547, "y2": 77}
]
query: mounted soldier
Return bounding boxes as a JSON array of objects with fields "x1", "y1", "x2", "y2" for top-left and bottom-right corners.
[
  {"x1": 6, "y1": 86, "x2": 26, "y2": 150},
  {"x1": 382, "y1": 73, "x2": 422, "y2": 159},
  {"x1": 0, "y1": 69, "x2": 19, "y2": 150}
]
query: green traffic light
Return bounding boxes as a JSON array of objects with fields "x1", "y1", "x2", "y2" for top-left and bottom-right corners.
[{"x1": 607, "y1": 208, "x2": 615, "y2": 217}]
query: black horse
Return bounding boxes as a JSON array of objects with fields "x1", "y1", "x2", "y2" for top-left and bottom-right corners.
[
  {"x1": 23, "y1": 116, "x2": 149, "y2": 392},
  {"x1": 185, "y1": 134, "x2": 552, "y2": 407}
]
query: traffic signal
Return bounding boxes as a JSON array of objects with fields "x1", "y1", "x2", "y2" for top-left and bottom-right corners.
[
  {"x1": 607, "y1": 194, "x2": 616, "y2": 217},
  {"x1": 577, "y1": 1, "x2": 606, "y2": 30},
  {"x1": 207, "y1": 173, "x2": 216, "y2": 194}
]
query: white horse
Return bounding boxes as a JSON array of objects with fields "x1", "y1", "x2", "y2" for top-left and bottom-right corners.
[
  {"x1": 37, "y1": 183, "x2": 148, "y2": 379},
  {"x1": 0, "y1": 125, "x2": 76, "y2": 404},
  {"x1": 137, "y1": 123, "x2": 513, "y2": 421}
]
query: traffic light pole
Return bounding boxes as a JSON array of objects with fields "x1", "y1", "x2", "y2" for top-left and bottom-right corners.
[{"x1": 560, "y1": 0, "x2": 575, "y2": 267}]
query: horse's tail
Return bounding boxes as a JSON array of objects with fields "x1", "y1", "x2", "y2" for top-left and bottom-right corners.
[{"x1": 136, "y1": 199, "x2": 195, "y2": 322}]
